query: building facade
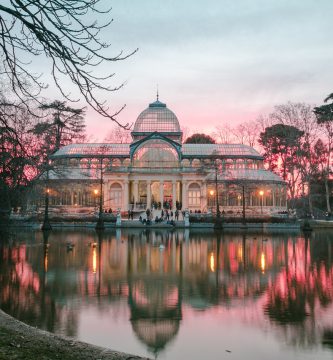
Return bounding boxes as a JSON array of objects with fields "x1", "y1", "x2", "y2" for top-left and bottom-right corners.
[{"x1": 38, "y1": 98, "x2": 287, "y2": 216}]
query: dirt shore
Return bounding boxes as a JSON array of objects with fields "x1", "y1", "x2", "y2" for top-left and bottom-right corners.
[{"x1": 0, "y1": 310, "x2": 150, "y2": 360}]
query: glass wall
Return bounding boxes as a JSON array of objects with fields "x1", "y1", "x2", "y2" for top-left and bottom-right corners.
[{"x1": 133, "y1": 140, "x2": 179, "y2": 168}]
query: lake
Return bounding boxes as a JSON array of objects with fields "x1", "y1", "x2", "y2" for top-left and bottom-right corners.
[{"x1": 0, "y1": 227, "x2": 333, "y2": 360}]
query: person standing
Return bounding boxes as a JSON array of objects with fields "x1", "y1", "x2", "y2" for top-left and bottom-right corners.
[{"x1": 146, "y1": 208, "x2": 151, "y2": 220}]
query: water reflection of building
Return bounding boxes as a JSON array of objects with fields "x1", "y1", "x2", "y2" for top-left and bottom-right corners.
[
  {"x1": 129, "y1": 279, "x2": 181, "y2": 354},
  {"x1": 1, "y1": 230, "x2": 333, "y2": 355}
]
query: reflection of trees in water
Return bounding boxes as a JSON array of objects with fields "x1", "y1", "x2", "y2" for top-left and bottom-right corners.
[
  {"x1": 263, "y1": 232, "x2": 333, "y2": 348},
  {"x1": 323, "y1": 329, "x2": 333, "y2": 350},
  {"x1": 0, "y1": 233, "x2": 59, "y2": 334}
]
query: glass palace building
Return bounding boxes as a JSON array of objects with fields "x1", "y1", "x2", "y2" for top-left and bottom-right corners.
[{"x1": 43, "y1": 98, "x2": 287, "y2": 215}]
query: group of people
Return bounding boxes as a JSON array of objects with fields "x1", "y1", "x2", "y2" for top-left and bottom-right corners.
[
  {"x1": 127, "y1": 210, "x2": 135, "y2": 220},
  {"x1": 159, "y1": 209, "x2": 180, "y2": 221},
  {"x1": 137, "y1": 208, "x2": 182, "y2": 225}
]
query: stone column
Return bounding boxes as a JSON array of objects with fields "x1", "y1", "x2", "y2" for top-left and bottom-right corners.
[
  {"x1": 124, "y1": 180, "x2": 129, "y2": 211},
  {"x1": 202, "y1": 182, "x2": 207, "y2": 211},
  {"x1": 159, "y1": 180, "x2": 164, "y2": 205},
  {"x1": 182, "y1": 181, "x2": 187, "y2": 210},
  {"x1": 272, "y1": 185, "x2": 276, "y2": 207},
  {"x1": 146, "y1": 180, "x2": 151, "y2": 209},
  {"x1": 172, "y1": 181, "x2": 177, "y2": 210},
  {"x1": 133, "y1": 181, "x2": 139, "y2": 205}
]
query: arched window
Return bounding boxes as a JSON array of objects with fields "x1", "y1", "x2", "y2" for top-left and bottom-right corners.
[
  {"x1": 110, "y1": 183, "x2": 122, "y2": 209},
  {"x1": 188, "y1": 183, "x2": 201, "y2": 207},
  {"x1": 133, "y1": 139, "x2": 179, "y2": 168}
]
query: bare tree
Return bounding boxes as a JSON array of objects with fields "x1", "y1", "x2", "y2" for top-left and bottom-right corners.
[
  {"x1": 256, "y1": 114, "x2": 275, "y2": 133},
  {"x1": 181, "y1": 126, "x2": 193, "y2": 143},
  {"x1": 104, "y1": 124, "x2": 132, "y2": 143},
  {"x1": 0, "y1": 1, "x2": 137, "y2": 128},
  {"x1": 212, "y1": 125, "x2": 235, "y2": 144},
  {"x1": 231, "y1": 121, "x2": 258, "y2": 147},
  {"x1": 270, "y1": 102, "x2": 319, "y2": 144}
]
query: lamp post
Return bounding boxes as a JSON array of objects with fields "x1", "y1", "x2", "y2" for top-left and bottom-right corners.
[
  {"x1": 259, "y1": 190, "x2": 264, "y2": 215},
  {"x1": 93, "y1": 189, "x2": 98, "y2": 209},
  {"x1": 214, "y1": 161, "x2": 222, "y2": 229},
  {"x1": 242, "y1": 185, "x2": 246, "y2": 224},
  {"x1": 42, "y1": 165, "x2": 52, "y2": 231},
  {"x1": 95, "y1": 158, "x2": 105, "y2": 230},
  {"x1": 209, "y1": 189, "x2": 214, "y2": 212}
]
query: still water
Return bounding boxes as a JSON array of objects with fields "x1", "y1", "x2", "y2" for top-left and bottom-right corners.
[{"x1": 1, "y1": 228, "x2": 333, "y2": 360}]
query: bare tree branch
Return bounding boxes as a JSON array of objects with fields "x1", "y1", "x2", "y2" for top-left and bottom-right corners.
[{"x1": 0, "y1": 1, "x2": 137, "y2": 129}]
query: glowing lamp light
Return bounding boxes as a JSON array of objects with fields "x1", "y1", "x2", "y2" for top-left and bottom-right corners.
[
  {"x1": 46, "y1": 188, "x2": 50, "y2": 194},
  {"x1": 209, "y1": 190, "x2": 214, "y2": 196},
  {"x1": 94, "y1": 189, "x2": 98, "y2": 195},
  {"x1": 259, "y1": 190, "x2": 264, "y2": 196}
]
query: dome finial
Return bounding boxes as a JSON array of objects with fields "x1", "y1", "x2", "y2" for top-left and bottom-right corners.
[{"x1": 156, "y1": 84, "x2": 159, "y2": 101}]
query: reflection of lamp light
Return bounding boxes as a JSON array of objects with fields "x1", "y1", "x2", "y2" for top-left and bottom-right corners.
[
  {"x1": 237, "y1": 245, "x2": 243, "y2": 262},
  {"x1": 46, "y1": 188, "x2": 50, "y2": 194},
  {"x1": 210, "y1": 252, "x2": 215, "y2": 272},
  {"x1": 259, "y1": 190, "x2": 264, "y2": 214},
  {"x1": 261, "y1": 251, "x2": 266, "y2": 273},
  {"x1": 93, "y1": 247, "x2": 97, "y2": 274},
  {"x1": 44, "y1": 251, "x2": 48, "y2": 272}
]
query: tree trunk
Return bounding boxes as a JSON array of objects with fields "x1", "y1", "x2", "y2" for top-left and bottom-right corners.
[
  {"x1": 308, "y1": 184, "x2": 313, "y2": 217},
  {"x1": 324, "y1": 179, "x2": 331, "y2": 215},
  {"x1": 0, "y1": 180, "x2": 11, "y2": 224}
]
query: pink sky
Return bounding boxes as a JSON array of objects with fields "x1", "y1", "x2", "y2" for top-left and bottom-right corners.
[{"x1": 28, "y1": 0, "x2": 333, "y2": 141}]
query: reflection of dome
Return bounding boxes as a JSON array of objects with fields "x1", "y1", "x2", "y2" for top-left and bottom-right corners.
[
  {"x1": 129, "y1": 279, "x2": 182, "y2": 354},
  {"x1": 133, "y1": 99, "x2": 181, "y2": 134},
  {"x1": 131, "y1": 319, "x2": 179, "y2": 353}
]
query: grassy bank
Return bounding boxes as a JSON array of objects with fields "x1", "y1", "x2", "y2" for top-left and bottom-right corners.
[{"x1": 0, "y1": 310, "x2": 149, "y2": 360}]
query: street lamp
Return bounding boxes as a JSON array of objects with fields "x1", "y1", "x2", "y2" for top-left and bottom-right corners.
[
  {"x1": 93, "y1": 189, "x2": 98, "y2": 208},
  {"x1": 42, "y1": 164, "x2": 52, "y2": 231},
  {"x1": 242, "y1": 185, "x2": 246, "y2": 225},
  {"x1": 259, "y1": 190, "x2": 264, "y2": 215},
  {"x1": 209, "y1": 189, "x2": 214, "y2": 213},
  {"x1": 214, "y1": 161, "x2": 222, "y2": 229},
  {"x1": 95, "y1": 158, "x2": 105, "y2": 230}
]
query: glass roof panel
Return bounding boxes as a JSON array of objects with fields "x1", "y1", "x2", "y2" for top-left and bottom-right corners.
[
  {"x1": 182, "y1": 144, "x2": 262, "y2": 158},
  {"x1": 52, "y1": 143, "x2": 130, "y2": 158},
  {"x1": 207, "y1": 168, "x2": 284, "y2": 183}
]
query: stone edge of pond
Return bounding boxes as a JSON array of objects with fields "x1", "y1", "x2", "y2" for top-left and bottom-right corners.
[{"x1": 0, "y1": 309, "x2": 151, "y2": 360}]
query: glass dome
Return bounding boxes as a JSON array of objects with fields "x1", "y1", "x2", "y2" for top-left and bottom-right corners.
[{"x1": 133, "y1": 99, "x2": 181, "y2": 134}]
